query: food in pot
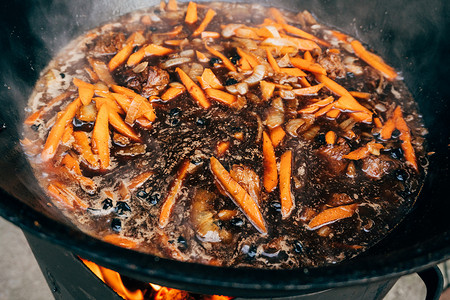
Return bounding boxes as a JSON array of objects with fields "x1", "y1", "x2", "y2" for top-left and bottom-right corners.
[{"x1": 22, "y1": 1, "x2": 428, "y2": 269}]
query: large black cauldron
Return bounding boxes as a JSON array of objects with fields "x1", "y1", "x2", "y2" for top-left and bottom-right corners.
[{"x1": 0, "y1": 0, "x2": 449, "y2": 297}]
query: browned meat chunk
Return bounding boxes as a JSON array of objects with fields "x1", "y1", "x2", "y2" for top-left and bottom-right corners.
[
  {"x1": 317, "y1": 50, "x2": 346, "y2": 79},
  {"x1": 327, "y1": 193, "x2": 353, "y2": 207},
  {"x1": 361, "y1": 155, "x2": 396, "y2": 179},
  {"x1": 317, "y1": 143, "x2": 350, "y2": 174},
  {"x1": 123, "y1": 66, "x2": 170, "y2": 97},
  {"x1": 90, "y1": 32, "x2": 125, "y2": 56}
]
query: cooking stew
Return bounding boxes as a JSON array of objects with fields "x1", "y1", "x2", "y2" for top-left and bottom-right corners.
[{"x1": 21, "y1": 1, "x2": 427, "y2": 269}]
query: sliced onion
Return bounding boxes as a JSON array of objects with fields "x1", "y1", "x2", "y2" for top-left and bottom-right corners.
[
  {"x1": 264, "y1": 26, "x2": 281, "y2": 38},
  {"x1": 286, "y1": 119, "x2": 306, "y2": 137},
  {"x1": 262, "y1": 38, "x2": 297, "y2": 48},
  {"x1": 277, "y1": 54, "x2": 291, "y2": 67},
  {"x1": 180, "y1": 49, "x2": 195, "y2": 57},
  {"x1": 222, "y1": 24, "x2": 244, "y2": 38},
  {"x1": 226, "y1": 85, "x2": 239, "y2": 95},
  {"x1": 279, "y1": 90, "x2": 296, "y2": 99},
  {"x1": 244, "y1": 65, "x2": 266, "y2": 85},
  {"x1": 188, "y1": 63, "x2": 204, "y2": 80},
  {"x1": 251, "y1": 112, "x2": 263, "y2": 143},
  {"x1": 162, "y1": 57, "x2": 191, "y2": 68},
  {"x1": 133, "y1": 61, "x2": 148, "y2": 73},
  {"x1": 236, "y1": 82, "x2": 249, "y2": 95},
  {"x1": 265, "y1": 98, "x2": 285, "y2": 129}
]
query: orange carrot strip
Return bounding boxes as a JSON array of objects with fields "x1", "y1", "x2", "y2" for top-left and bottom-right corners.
[
  {"x1": 268, "y1": 7, "x2": 286, "y2": 24},
  {"x1": 314, "y1": 102, "x2": 335, "y2": 117},
  {"x1": 331, "y1": 30, "x2": 350, "y2": 43},
  {"x1": 161, "y1": 86, "x2": 185, "y2": 101},
  {"x1": 61, "y1": 122, "x2": 73, "y2": 144},
  {"x1": 325, "y1": 131, "x2": 337, "y2": 145},
  {"x1": 349, "y1": 91, "x2": 371, "y2": 99},
  {"x1": 281, "y1": 23, "x2": 331, "y2": 47},
  {"x1": 237, "y1": 48, "x2": 259, "y2": 68},
  {"x1": 108, "y1": 42, "x2": 134, "y2": 71},
  {"x1": 333, "y1": 96, "x2": 373, "y2": 122},
  {"x1": 24, "y1": 110, "x2": 42, "y2": 125},
  {"x1": 239, "y1": 57, "x2": 252, "y2": 71},
  {"x1": 262, "y1": 131, "x2": 278, "y2": 193},
  {"x1": 216, "y1": 140, "x2": 230, "y2": 156},
  {"x1": 164, "y1": 39, "x2": 184, "y2": 46},
  {"x1": 185, "y1": 1, "x2": 198, "y2": 24},
  {"x1": 266, "y1": 48, "x2": 281, "y2": 73},
  {"x1": 159, "y1": 160, "x2": 191, "y2": 228},
  {"x1": 343, "y1": 142, "x2": 383, "y2": 160},
  {"x1": 299, "y1": 76, "x2": 311, "y2": 87},
  {"x1": 196, "y1": 50, "x2": 209, "y2": 63},
  {"x1": 143, "y1": 44, "x2": 174, "y2": 56},
  {"x1": 48, "y1": 181, "x2": 88, "y2": 209},
  {"x1": 393, "y1": 106, "x2": 418, "y2": 171},
  {"x1": 210, "y1": 157, "x2": 267, "y2": 234},
  {"x1": 92, "y1": 104, "x2": 110, "y2": 169},
  {"x1": 73, "y1": 131, "x2": 99, "y2": 168},
  {"x1": 351, "y1": 40, "x2": 398, "y2": 80},
  {"x1": 279, "y1": 150, "x2": 294, "y2": 219},
  {"x1": 292, "y1": 83, "x2": 324, "y2": 95},
  {"x1": 78, "y1": 86, "x2": 95, "y2": 106},
  {"x1": 155, "y1": 25, "x2": 183, "y2": 37},
  {"x1": 47, "y1": 183, "x2": 73, "y2": 208},
  {"x1": 204, "y1": 43, "x2": 237, "y2": 72},
  {"x1": 176, "y1": 67, "x2": 210, "y2": 108},
  {"x1": 315, "y1": 74, "x2": 372, "y2": 123},
  {"x1": 304, "y1": 51, "x2": 313, "y2": 62},
  {"x1": 93, "y1": 97, "x2": 123, "y2": 114},
  {"x1": 73, "y1": 78, "x2": 94, "y2": 89},
  {"x1": 290, "y1": 56, "x2": 327, "y2": 75},
  {"x1": 108, "y1": 109, "x2": 141, "y2": 142},
  {"x1": 326, "y1": 109, "x2": 341, "y2": 119},
  {"x1": 103, "y1": 234, "x2": 138, "y2": 249},
  {"x1": 269, "y1": 126, "x2": 286, "y2": 147},
  {"x1": 111, "y1": 84, "x2": 140, "y2": 98},
  {"x1": 128, "y1": 172, "x2": 154, "y2": 190},
  {"x1": 205, "y1": 88, "x2": 236, "y2": 105},
  {"x1": 136, "y1": 117, "x2": 153, "y2": 129},
  {"x1": 42, "y1": 98, "x2": 82, "y2": 161},
  {"x1": 308, "y1": 204, "x2": 358, "y2": 230},
  {"x1": 201, "y1": 31, "x2": 221, "y2": 39},
  {"x1": 279, "y1": 68, "x2": 306, "y2": 77},
  {"x1": 192, "y1": 8, "x2": 216, "y2": 37},
  {"x1": 260, "y1": 80, "x2": 276, "y2": 101},
  {"x1": 61, "y1": 153, "x2": 82, "y2": 175},
  {"x1": 167, "y1": 0, "x2": 177, "y2": 11},
  {"x1": 380, "y1": 117, "x2": 396, "y2": 140},
  {"x1": 374, "y1": 117, "x2": 383, "y2": 128},
  {"x1": 201, "y1": 68, "x2": 223, "y2": 89},
  {"x1": 127, "y1": 46, "x2": 147, "y2": 66}
]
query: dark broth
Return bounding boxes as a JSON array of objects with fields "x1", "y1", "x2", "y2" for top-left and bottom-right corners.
[{"x1": 22, "y1": 2, "x2": 428, "y2": 269}]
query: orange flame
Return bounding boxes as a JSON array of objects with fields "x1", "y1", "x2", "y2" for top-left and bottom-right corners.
[
  {"x1": 80, "y1": 258, "x2": 233, "y2": 300},
  {"x1": 80, "y1": 258, "x2": 144, "y2": 300}
]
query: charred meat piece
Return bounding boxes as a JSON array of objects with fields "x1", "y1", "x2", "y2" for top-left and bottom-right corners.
[
  {"x1": 317, "y1": 143, "x2": 350, "y2": 174},
  {"x1": 317, "y1": 50, "x2": 346, "y2": 79},
  {"x1": 327, "y1": 193, "x2": 354, "y2": 207},
  {"x1": 361, "y1": 155, "x2": 397, "y2": 180},
  {"x1": 89, "y1": 32, "x2": 126, "y2": 56},
  {"x1": 122, "y1": 66, "x2": 170, "y2": 97}
]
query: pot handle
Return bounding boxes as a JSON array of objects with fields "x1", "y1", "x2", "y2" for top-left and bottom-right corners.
[{"x1": 417, "y1": 266, "x2": 444, "y2": 300}]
